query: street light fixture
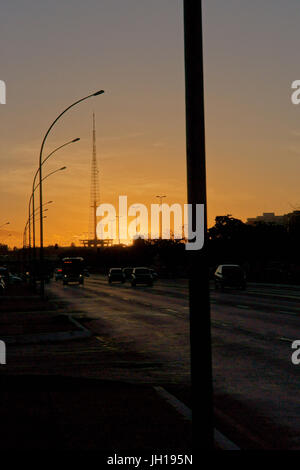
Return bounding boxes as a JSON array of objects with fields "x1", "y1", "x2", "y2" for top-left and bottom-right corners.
[
  {"x1": 26, "y1": 201, "x2": 53, "y2": 249},
  {"x1": 156, "y1": 195, "x2": 166, "y2": 205},
  {"x1": 0, "y1": 222, "x2": 10, "y2": 229},
  {"x1": 38, "y1": 89, "x2": 105, "y2": 296},
  {"x1": 30, "y1": 138, "x2": 80, "y2": 255},
  {"x1": 29, "y1": 164, "x2": 67, "y2": 250},
  {"x1": 24, "y1": 204, "x2": 52, "y2": 249},
  {"x1": 27, "y1": 166, "x2": 66, "y2": 287},
  {"x1": 156, "y1": 195, "x2": 166, "y2": 239},
  {"x1": 131, "y1": 205, "x2": 140, "y2": 238}
]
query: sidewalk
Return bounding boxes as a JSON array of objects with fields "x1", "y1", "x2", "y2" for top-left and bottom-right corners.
[
  {"x1": 0, "y1": 288, "x2": 193, "y2": 452},
  {"x1": 0, "y1": 375, "x2": 193, "y2": 451},
  {"x1": 0, "y1": 310, "x2": 91, "y2": 344},
  {"x1": 0, "y1": 286, "x2": 90, "y2": 343}
]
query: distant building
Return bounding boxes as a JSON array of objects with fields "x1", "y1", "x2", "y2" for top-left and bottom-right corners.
[
  {"x1": 247, "y1": 210, "x2": 300, "y2": 227},
  {"x1": 247, "y1": 212, "x2": 286, "y2": 225}
]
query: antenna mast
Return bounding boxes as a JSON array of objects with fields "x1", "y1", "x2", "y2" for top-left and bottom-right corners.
[{"x1": 90, "y1": 112, "x2": 100, "y2": 247}]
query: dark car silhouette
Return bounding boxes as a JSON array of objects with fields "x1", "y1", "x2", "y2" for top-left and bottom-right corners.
[
  {"x1": 108, "y1": 268, "x2": 125, "y2": 284},
  {"x1": 0, "y1": 276, "x2": 5, "y2": 295},
  {"x1": 131, "y1": 267, "x2": 153, "y2": 287},
  {"x1": 122, "y1": 267, "x2": 134, "y2": 281},
  {"x1": 214, "y1": 264, "x2": 246, "y2": 290}
]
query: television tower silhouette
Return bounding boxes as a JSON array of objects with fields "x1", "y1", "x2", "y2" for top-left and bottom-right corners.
[
  {"x1": 81, "y1": 113, "x2": 112, "y2": 248},
  {"x1": 89, "y1": 112, "x2": 99, "y2": 246}
]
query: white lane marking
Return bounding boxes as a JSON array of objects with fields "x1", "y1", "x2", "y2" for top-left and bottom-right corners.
[
  {"x1": 279, "y1": 310, "x2": 297, "y2": 316},
  {"x1": 278, "y1": 337, "x2": 294, "y2": 343},
  {"x1": 166, "y1": 308, "x2": 178, "y2": 313},
  {"x1": 154, "y1": 386, "x2": 240, "y2": 451},
  {"x1": 154, "y1": 386, "x2": 192, "y2": 421},
  {"x1": 214, "y1": 429, "x2": 240, "y2": 451},
  {"x1": 247, "y1": 290, "x2": 300, "y2": 301}
]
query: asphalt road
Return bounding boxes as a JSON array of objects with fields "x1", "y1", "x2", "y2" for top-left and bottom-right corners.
[
  {"x1": 48, "y1": 275, "x2": 300, "y2": 449},
  {"x1": 5, "y1": 275, "x2": 300, "y2": 449},
  {"x1": 211, "y1": 282, "x2": 300, "y2": 449},
  {"x1": 48, "y1": 275, "x2": 191, "y2": 387}
]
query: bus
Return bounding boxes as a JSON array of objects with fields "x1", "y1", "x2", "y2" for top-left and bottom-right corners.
[{"x1": 62, "y1": 257, "x2": 85, "y2": 285}]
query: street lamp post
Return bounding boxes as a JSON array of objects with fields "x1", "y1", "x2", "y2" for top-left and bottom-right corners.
[
  {"x1": 131, "y1": 205, "x2": 139, "y2": 238},
  {"x1": 115, "y1": 215, "x2": 123, "y2": 245},
  {"x1": 30, "y1": 138, "x2": 80, "y2": 254},
  {"x1": 27, "y1": 200, "x2": 53, "y2": 249},
  {"x1": 38, "y1": 90, "x2": 104, "y2": 296},
  {"x1": 156, "y1": 195, "x2": 166, "y2": 240},
  {"x1": 30, "y1": 165, "x2": 67, "y2": 251},
  {"x1": 24, "y1": 210, "x2": 49, "y2": 251},
  {"x1": 29, "y1": 166, "x2": 65, "y2": 288},
  {"x1": 0, "y1": 222, "x2": 10, "y2": 229}
]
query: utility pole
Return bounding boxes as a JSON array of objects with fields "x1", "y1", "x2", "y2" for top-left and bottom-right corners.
[{"x1": 184, "y1": 0, "x2": 213, "y2": 449}]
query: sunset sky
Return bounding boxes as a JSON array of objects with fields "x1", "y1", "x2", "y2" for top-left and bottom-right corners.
[{"x1": 1, "y1": 0, "x2": 300, "y2": 247}]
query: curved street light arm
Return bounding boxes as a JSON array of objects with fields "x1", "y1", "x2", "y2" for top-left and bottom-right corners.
[{"x1": 38, "y1": 90, "x2": 104, "y2": 296}]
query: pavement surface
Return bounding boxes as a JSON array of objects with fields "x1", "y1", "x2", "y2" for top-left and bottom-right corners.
[
  {"x1": 4, "y1": 276, "x2": 299, "y2": 450},
  {"x1": 211, "y1": 282, "x2": 300, "y2": 450},
  {"x1": 0, "y1": 280, "x2": 193, "y2": 453},
  {"x1": 44, "y1": 275, "x2": 300, "y2": 450},
  {"x1": 0, "y1": 375, "x2": 192, "y2": 452}
]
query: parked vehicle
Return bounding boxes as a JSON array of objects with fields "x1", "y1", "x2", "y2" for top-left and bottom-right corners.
[
  {"x1": 62, "y1": 257, "x2": 85, "y2": 285},
  {"x1": 214, "y1": 264, "x2": 246, "y2": 290},
  {"x1": 131, "y1": 267, "x2": 153, "y2": 287},
  {"x1": 122, "y1": 267, "x2": 134, "y2": 281},
  {"x1": 108, "y1": 268, "x2": 125, "y2": 284}
]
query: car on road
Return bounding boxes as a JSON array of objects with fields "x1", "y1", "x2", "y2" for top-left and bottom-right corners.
[
  {"x1": 0, "y1": 267, "x2": 9, "y2": 285},
  {"x1": 9, "y1": 273, "x2": 22, "y2": 285},
  {"x1": 54, "y1": 268, "x2": 63, "y2": 281},
  {"x1": 214, "y1": 264, "x2": 246, "y2": 290},
  {"x1": 149, "y1": 269, "x2": 158, "y2": 281},
  {"x1": 131, "y1": 267, "x2": 153, "y2": 287},
  {"x1": 108, "y1": 268, "x2": 125, "y2": 284},
  {"x1": 62, "y1": 257, "x2": 85, "y2": 285},
  {"x1": 122, "y1": 267, "x2": 134, "y2": 281},
  {"x1": 0, "y1": 276, "x2": 6, "y2": 295}
]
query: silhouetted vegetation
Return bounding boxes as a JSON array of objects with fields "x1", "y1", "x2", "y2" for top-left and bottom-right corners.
[
  {"x1": 3, "y1": 213, "x2": 300, "y2": 283},
  {"x1": 208, "y1": 214, "x2": 300, "y2": 283}
]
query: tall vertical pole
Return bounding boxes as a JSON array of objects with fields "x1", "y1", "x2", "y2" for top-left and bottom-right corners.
[
  {"x1": 156, "y1": 195, "x2": 166, "y2": 240},
  {"x1": 115, "y1": 215, "x2": 121, "y2": 245},
  {"x1": 28, "y1": 200, "x2": 32, "y2": 250},
  {"x1": 184, "y1": 0, "x2": 213, "y2": 449},
  {"x1": 93, "y1": 112, "x2": 98, "y2": 248},
  {"x1": 38, "y1": 91, "x2": 104, "y2": 297},
  {"x1": 93, "y1": 113, "x2": 97, "y2": 248}
]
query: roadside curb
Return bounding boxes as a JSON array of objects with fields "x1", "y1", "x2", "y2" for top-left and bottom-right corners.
[{"x1": 1, "y1": 315, "x2": 92, "y2": 345}]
